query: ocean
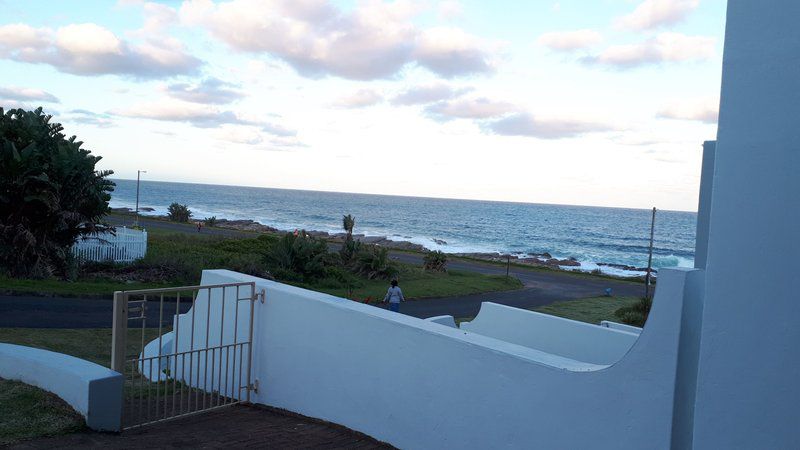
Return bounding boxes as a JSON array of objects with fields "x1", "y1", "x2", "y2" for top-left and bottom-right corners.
[{"x1": 109, "y1": 179, "x2": 697, "y2": 277}]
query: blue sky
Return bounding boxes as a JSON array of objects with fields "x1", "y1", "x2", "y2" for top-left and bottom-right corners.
[{"x1": 0, "y1": 0, "x2": 727, "y2": 211}]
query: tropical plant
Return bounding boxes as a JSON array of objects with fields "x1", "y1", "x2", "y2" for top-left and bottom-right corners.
[
  {"x1": 423, "y1": 250, "x2": 448, "y2": 272},
  {"x1": 353, "y1": 245, "x2": 397, "y2": 280},
  {"x1": 339, "y1": 214, "x2": 359, "y2": 264},
  {"x1": 267, "y1": 231, "x2": 330, "y2": 279},
  {"x1": 167, "y1": 203, "x2": 191, "y2": 223},
  {"x1": 203, "y1": 216, "x2": 217, "y2": 227},
  {"x1": 0, "y1": 107, "x2": 114, "y2": 278}
]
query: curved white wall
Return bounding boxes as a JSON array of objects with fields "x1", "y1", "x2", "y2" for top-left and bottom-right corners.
[
  {"x1": 0, "y1": 343, "x2": 123, "y2": 431},
  {"x1": 188, "y1": 268, "x2": 701, "y2": 449},
  {"x1": 461, "y1": 302, "x2": 639, "y2": 365}
]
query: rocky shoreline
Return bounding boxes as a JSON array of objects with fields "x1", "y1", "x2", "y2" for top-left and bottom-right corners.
[{"x1": 111, "y1": 208, "x2": 651, "y2": 277}]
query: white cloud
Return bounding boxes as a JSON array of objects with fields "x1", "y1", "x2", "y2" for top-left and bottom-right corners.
[
  {"x1": 180, "y1": 0, "x2": 496, "y2": 80},
  {"x1": 332, "y1": 89, "x2": 384, "y2": 108},
  {"x1": 0, "y1": 86, "x2": 60, "y2": 103},
  {"x1": 657, "y1": 97, "x2": 719, "y2": 123},
  {"x1": 391, "y1": 82, "x2": 471, "y2": 105},
  {"x1": 164, "y1": 77, "x2": 244, "y2": 104},
  {"x1": 63, "y1": 109, "x2": 115, "y2": 128},
  {"x1": 585, "y1": 33, "x2": 714, "y2": 68},
  {"x1": 537, "y1": 29, "x2": 603, "y2": 52},
  {"x1": 426, "y1": 96, "x2": 518, "y2": 120},
  {"x1": 0, "y1": 23, "x2": 201, "y2": 78},
  {"x1": 113, "y1": 99, "x2": 298, "y2": 139},
  {"x1": 618, "y1": 0, "x2": 700, "y2": 31},
  {"x1": 212, "y1": 125, "x2": 264, "y2": 145},
  {"x1": 488, "y1": 113, "x2": 616, "y2": 139}
]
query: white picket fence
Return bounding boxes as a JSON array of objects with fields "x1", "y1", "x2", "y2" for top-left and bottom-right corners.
[{"x1": 72, "y1": 227, "x2": 148, "y2": 263}]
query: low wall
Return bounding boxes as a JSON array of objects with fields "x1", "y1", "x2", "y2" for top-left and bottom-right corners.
[
  {"x1": 187, "y1": 268, "x2": 701, "y2": 449},
  {"x1": 460, "y1": 303, "x2": 639, "y2": 365},
  {"x1": 0, "y1": 343, "x2": 123, "y2": 431}
]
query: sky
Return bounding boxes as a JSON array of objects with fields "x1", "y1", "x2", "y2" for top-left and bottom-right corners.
[{"x1": 0, "y1": 0, "x2": 727, "y2": 211}]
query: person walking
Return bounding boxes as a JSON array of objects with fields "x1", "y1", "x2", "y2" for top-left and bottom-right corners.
[{"x1": 384, "y1": 279, "x2": 405, "y2": 312}]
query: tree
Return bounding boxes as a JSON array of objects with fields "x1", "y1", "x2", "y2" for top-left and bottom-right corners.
[
  {"x1": 0, "y1": 107, "x2": 114, "y2": 278},
  {"x1": 423, "y1": 250, "x2": 448, "y2": 272},
  {"x1": 167, "y1": 203, "x2": 192, "y2": 222},
  {"x1": 339, "y1": 214, "x2": 360, "y2": 264}
]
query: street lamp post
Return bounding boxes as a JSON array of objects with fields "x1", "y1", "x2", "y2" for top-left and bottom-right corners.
[{"x1": 135, "y1": 170, "x2": 146, "y2": 227}]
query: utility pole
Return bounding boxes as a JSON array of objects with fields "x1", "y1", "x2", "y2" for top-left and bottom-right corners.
[
  {"x1": 644, "y1": 207, "x2": 656, "y2": 299},
  {"x1": 134, "y1": 170, "x2": 146, "y2": 227}
]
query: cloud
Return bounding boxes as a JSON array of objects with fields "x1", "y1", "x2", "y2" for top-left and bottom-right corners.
[
  {"x1": 332, "y1": 89, "x2": 384, "y2": 108},
  {"x1": 584, "y1": 33, "x2": 714, "y2": 68},
  {"x1": 425, "y1": 96, "x2": 518, "y2": 120},
  {"x1": 414, "y1": 27, "x2": 497, "y2": 77},
  {"x1": 618, "y1": 0, "x2": 700, "y2": 31},
  {"x1": 180, "y1": 0, "x2": 496, "y2": 80},
  {"x1": 0, "y1": 23, "x2": 201, "y2": 78},
  {"x1": 212, "y1": 125, "x2": 264, "y2": 145},
  {"x1": 113, "y1": 99, "x2": 298, "y2": 138},
  {"x1": 164, "y1": 77, "x2": 245, "y2": 104},
  {"x1": 62, "y1": 109, "x2": 115, "y2": 128},
  {"x1": 391, "y1": 82, "x2": 471, "y2": 105},
  {"x1": 488, "y1": 113, "x2": 615, "y2": 139},
  {"x1": 537, "y1": 29, "x2": 603, "y2": 52},
  {"x1": 0, "y1": 86, "x2": 60, "y2": 103},
  {"x1": 657, "y1": 97, "x2": 719, "y2": 123}
]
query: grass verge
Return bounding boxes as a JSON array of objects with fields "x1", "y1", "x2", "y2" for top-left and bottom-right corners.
[
  {"x1": 0, "y1": 378, "x2": 86, "y2": 446},
  {"x1": 532, "y1": 296, "x2": 642, "y2": 325}
]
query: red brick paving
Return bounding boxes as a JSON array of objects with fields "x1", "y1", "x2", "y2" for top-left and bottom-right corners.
[{"x1": 10, "y1": 404, "x2": 392, "y2": 449}]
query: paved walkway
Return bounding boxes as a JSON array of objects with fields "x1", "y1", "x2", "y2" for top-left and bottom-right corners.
[{"x1": 10, "y1": 404, "x2": 391, "y2": 449}]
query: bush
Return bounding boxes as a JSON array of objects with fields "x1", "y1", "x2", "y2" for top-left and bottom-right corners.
[
  {"x1": 203, "y1": 216, "x2": 217, "y2": 227},
  {"x1": 0, "y1": 107, "x2": 114, "y2": 278},
  {"x1": 353, "y1": 245, "x2": 397, "y2": 280},
  {"x1": 614, "y1": 297, "x2": 652, "y2": 327},
  {"x1": 423, "y1": 250, "x2": 448, "y2": 272},
  {"x1": 167, "y1": 203, "x2": 191, "y2": 223},
  {"x1": 266, "y1": 231, "x2": 330, "y2": 280}
]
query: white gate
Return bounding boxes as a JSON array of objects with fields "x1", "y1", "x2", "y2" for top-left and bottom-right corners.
[
  {"x1": 110, "y1": 282, "x2": 260, "y2": 429},
  {"x1": 73, "y1": 227, "x2": 148, "y2": 263}
]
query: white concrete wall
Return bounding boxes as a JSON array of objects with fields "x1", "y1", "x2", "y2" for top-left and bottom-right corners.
[
  {"x1": 692, "y1": 1, "x2": 800, "y2": 448},
  {"x1": 600, "y1": 321, "x2": 643, "y2": 335},
  {"x1": 0, "y1": 343, "x2": 123, "y2": 431},
  {"x1": 460, "y1": 302, "x2": 639, "y2": 365},
  {"x1": 191, "y1": 268, "x2": 700, "y2": 450}
]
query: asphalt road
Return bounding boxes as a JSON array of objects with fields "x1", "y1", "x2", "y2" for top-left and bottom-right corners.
[{"x1": 0, "y1": 215, "x2": 646, "y2": 328}]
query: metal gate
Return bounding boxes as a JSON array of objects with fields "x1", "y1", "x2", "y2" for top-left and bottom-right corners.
[{"x1": 110, "y1": 282, "x2": 260, "y2": 430}]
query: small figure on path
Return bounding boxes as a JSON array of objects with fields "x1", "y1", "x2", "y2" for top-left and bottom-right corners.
[
  {"x1": 197, "y1": 221, "x2": 202, "y2": 232},
  {"x1": 384, "y1": 279, "x2": 404, "y2": 312}
]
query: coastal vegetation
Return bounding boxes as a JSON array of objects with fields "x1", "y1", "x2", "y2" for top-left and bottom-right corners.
[
  {"x1": 0, "y1": 107, "x2": 114, "y2": 280},
  {"x1": 0, "y1": 228, "x2": 521, "y2": 300},
  {"x1": 423, "y1": 250, "x2": 448, "y2": 272},
  {"x1": 167, "y1": 202, "x2": 192, "y2": 223},
  {"x1": 613, "y1": 296, "x2": 652, "y2": 327}
]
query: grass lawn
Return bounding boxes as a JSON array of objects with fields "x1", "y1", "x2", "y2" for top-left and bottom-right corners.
[
  {"x1": 532, "y1": 296, "x2": 642, "y2": 325},
  {"x1": 0, "y1": 378, "x2": 86, "y2": 446},
  {"x1": 1, "y1": 231, "x2": 522, "y2": 300}
]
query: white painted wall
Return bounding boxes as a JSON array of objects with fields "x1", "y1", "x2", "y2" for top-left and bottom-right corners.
[
  {"x1": 0, "y1": 343, "x2": 123, "y2": 431},
  {"x1": 460, "y1": 302, "x2": 639, "y2": 365},
  {"x1": 600, "y1": 321, "x2": 643, "y2": 335},
  {"x1": 188, "y1": 268, "x2": 700, "y2": 450},
  {"x1": 692, "y1": 1, "x2": 800, "y2": 448}
]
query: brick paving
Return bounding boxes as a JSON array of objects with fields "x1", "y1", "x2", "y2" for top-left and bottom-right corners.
[{"x1": 10, "y1": 404, "x2": 392, "y2": 449}]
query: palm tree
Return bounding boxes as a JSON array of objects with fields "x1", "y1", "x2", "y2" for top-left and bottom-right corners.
[{"x1": 343, "y1": 214, "x2": 355, "y2": 237}]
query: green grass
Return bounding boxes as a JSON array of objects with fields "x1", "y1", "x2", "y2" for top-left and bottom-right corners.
[
  {"x1": 0, "y1": 378, "x2": 86, "y2": 446},
  {"x1": 1, "y1": 230, "x2": 522, "y2": 300},
  {"x1": 532, "y1": 296, "x2": 642, "y2": 325}
]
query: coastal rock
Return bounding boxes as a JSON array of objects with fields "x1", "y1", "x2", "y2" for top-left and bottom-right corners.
[
  {"x1": 432, "y1": 238, "x2": 448, "y2": 246},
  {"x1": 214, "y1": 219, "x2": 278, "y2": 233}
]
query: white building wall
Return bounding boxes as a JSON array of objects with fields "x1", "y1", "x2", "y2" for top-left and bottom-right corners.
[
  {"x1": 692, "y1": 1, "x2": 800, "y2": 448},
  {"x1": 196, "y1": 268, "x2": 700, "y2": 450}
]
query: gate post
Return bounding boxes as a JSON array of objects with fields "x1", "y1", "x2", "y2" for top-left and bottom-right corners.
[{"x1": 111, "y1": 291, "x2": 127, "y2": 373}]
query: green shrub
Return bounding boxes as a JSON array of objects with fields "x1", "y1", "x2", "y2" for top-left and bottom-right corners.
[
  {"x1": 353, "y1": 245, "x2": 397, "y2": 280},
  {"x1": 614, "y1": 296, "x2": 652, "y2": 327},
  {"x1": 266, "y1": 231, "x2": 330, "y2": 280},
  {"x1": 423, "y1": 250, "x2": 448, "y2": 272},
  {"x1": 0, "y1": 107, "x2": 114, "y2": 279},
  {"x1": 203, "y1": 216, "x2": 217, "y2": 227},
  {"x1": 167, "y1": 203, "x2": 191, "y2": 223}
]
